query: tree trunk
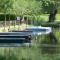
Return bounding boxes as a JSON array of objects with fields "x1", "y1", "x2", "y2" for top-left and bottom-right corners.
[
  {"x1": 48, "y1": 9, "x2": 58, "y2": 44},
  {"x1": 14, "y1": 20, "x2": 16, "y2": 30},
  {"x1": 4, "y1": 14, "x2": 6, "y2": 32},
  {"x1": 8, "y1": 14, "x2": 10, "y2": 31},
  {"x1": 48, "y1": 9, "x2": 57, "y2": 22}
]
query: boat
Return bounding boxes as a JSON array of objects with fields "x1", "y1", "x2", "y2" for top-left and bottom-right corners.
[{"x1": 25, "y1": 26, "x2": 52, "y2": 35}]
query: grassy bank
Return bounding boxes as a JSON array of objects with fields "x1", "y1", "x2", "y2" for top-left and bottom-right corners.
[{"x1": 36, "y1": 14, "x2": 60, "y2": 21}]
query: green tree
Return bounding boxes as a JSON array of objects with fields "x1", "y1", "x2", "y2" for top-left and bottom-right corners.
[
  {"x1": 14, "y1": 0, "x2": 42, "y2": 16},
  {"x1": 0, "y1": 0, "x2": 14, "y2": 31},
  {"x1": 13, "y1": 0, "x2": 42, "y2": 27},
  {"x1": 35, "y1": 0, "x2": 60, "y2": 22}
]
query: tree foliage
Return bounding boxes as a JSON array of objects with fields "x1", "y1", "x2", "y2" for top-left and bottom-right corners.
[
  {"x1": 0, "y1": 0, "x2": 60, "y2": 18},
  {"x1": 0, "y1": 0, "x2": 60, "y2": 15},
  {"x1": 13, "y1": 0, "x2": 42, "y2": 16},
  {"x1": 0, "y1": 0, "x2": 14, "y2": 14},
  {"x1": 35, "y1": 0, "x2": 60, "y2": 13}
]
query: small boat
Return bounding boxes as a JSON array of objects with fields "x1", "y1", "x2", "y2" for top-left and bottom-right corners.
[{"x1": 25, "y1": 26, "x2": 52, "y2": 35}]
